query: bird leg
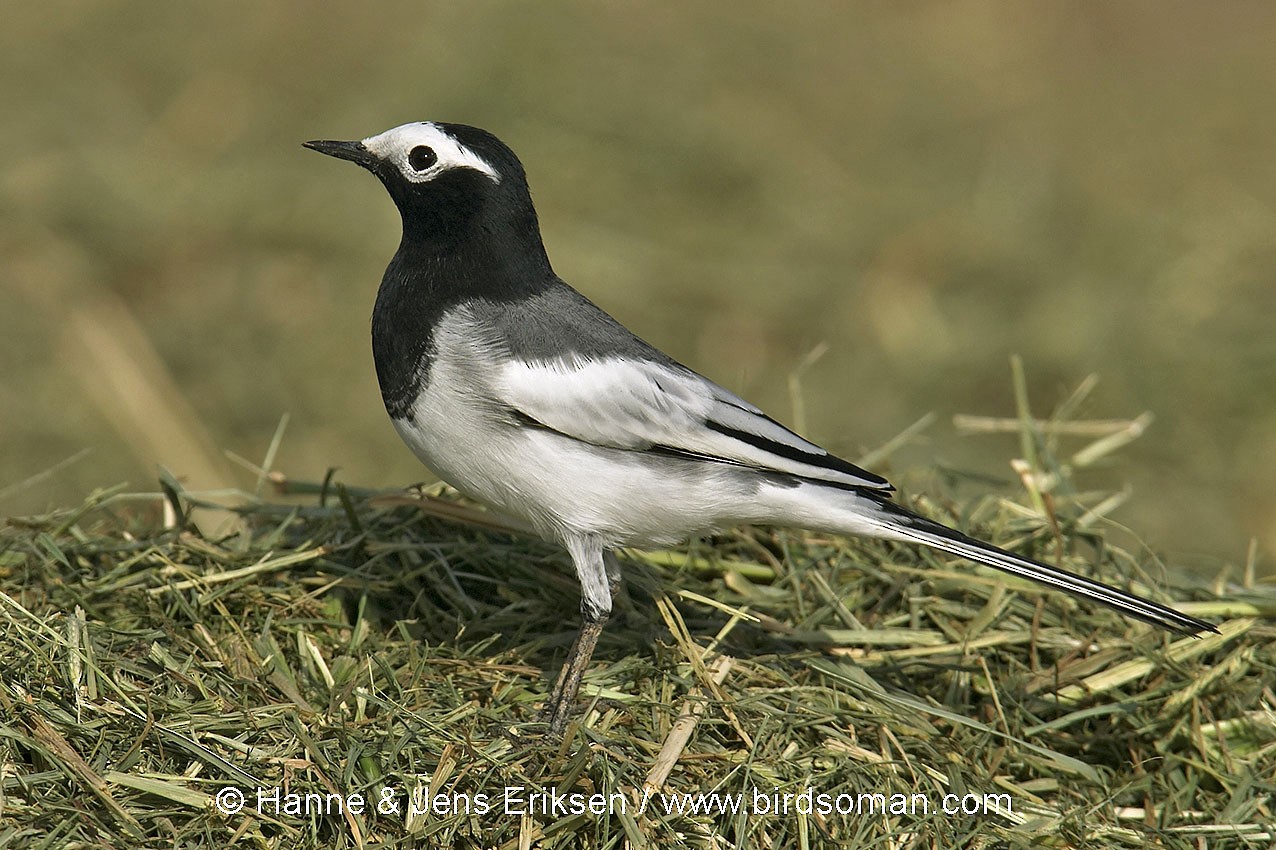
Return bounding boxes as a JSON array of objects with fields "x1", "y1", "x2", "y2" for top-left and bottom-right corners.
[
  {"x1": 539, "y1": 538, "x2": 614, "y2": 736},
  {"x1": 604, "y1": 549, "x2": 625, "y2": 610},
  {"x1": 540, "y1": 613, "x2": 607, "y2": 735}
]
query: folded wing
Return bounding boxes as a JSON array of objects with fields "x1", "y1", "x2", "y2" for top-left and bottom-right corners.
[{"x1": 497, "y1": 356, "x2": 892, "y2": 491}]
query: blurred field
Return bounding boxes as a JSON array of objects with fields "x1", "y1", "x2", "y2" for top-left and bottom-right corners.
[{"x1": 2, "y1": 2, "x2": 1274, "y2": 572}]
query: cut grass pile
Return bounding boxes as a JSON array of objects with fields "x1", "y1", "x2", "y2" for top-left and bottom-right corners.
[{"x1": 1, "y1": 423, "x2": 1272, "y2": 848}]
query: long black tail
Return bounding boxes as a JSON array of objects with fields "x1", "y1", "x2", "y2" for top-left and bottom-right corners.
[{"x1": 866, "y1": 494, "x2": 1216, "y2": 635}]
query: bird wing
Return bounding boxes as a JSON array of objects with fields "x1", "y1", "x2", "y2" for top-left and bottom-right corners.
[{"x1": 495, "y1": 356, "x2": 892, "y2": 490}]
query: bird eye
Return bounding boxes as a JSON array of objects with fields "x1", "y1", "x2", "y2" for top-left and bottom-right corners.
[{"x1": 408, "y1": 145, "x2": 437, "y2": 171}]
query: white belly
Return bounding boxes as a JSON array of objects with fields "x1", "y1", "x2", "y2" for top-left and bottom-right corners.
[{"x1": 392, "y1": 368, "x2": 767, "y2": 548}]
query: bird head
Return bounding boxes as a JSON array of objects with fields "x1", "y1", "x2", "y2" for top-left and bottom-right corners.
[{"x1": 305, "y1": 122, "x2": 536, "y2": 248}]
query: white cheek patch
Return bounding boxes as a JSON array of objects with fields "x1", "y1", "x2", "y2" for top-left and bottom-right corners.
[{"x1": 361, "y1": 122, "x2": 500, "y2": 184}]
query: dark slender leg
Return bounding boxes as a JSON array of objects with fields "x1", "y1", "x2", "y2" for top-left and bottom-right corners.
[
  {"x1": 539, "y1": 612, "x2": 608, "y2": 735},
  {"x1": 538, "y1": 537, "x2": 614, "y2": 736}
]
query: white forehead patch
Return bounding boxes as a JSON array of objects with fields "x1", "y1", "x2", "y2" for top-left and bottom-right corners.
[{"x1": 361, "y1": 122, "x2": 500, "y2": 184}]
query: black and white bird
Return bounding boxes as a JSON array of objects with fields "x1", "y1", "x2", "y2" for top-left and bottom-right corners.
[{"x1": 304, "y1": 122, "x2": 1214, "y2": 734}]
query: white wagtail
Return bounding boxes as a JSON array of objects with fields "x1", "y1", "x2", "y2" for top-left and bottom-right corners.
[{"x1": 304, "y1": 122, "x2": 1215, "y2": 734}]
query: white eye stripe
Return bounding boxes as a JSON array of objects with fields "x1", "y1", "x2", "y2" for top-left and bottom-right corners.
[{"x1": 361, "y1": 122, "x2": 500, "y2": 184}]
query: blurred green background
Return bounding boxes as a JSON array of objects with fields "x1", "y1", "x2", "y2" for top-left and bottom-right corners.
[{"x1": 3, "y1": 2, "x2": 1273, "y2": 573}]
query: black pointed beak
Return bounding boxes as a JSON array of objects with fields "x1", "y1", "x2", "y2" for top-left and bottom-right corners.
[{"x1": 302, "y1": 139, "x2": 378, "y2": 168}]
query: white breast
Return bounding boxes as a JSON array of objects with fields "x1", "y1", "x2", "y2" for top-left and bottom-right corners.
[{"x1": 390, "y1": 314, "x2": 773, "y2": 547}]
